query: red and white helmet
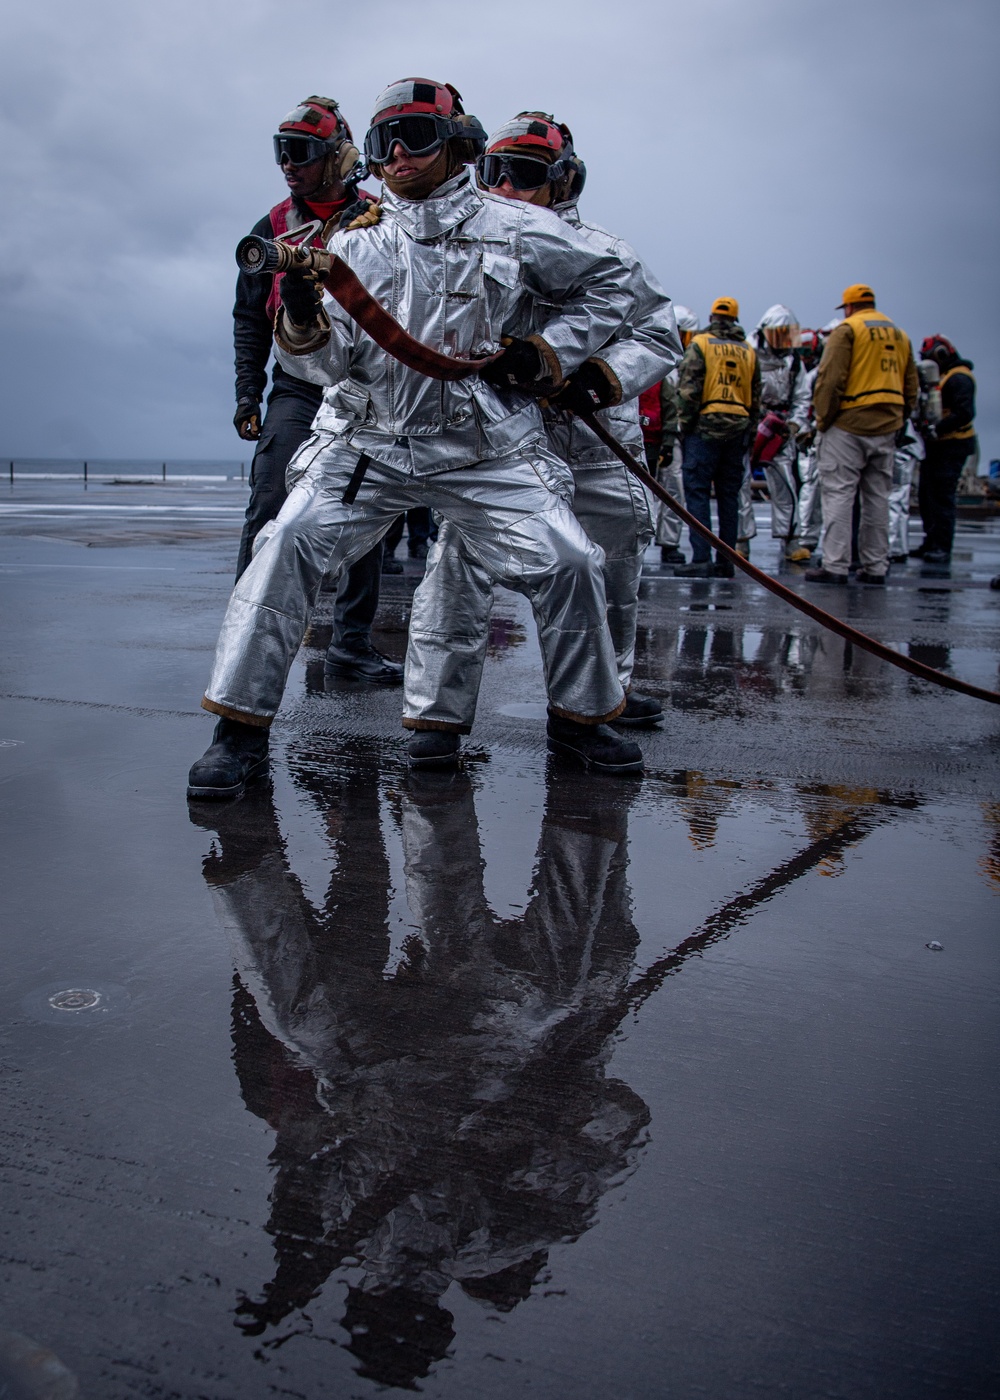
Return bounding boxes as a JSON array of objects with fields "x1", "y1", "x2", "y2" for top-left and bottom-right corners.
[
  {"x1": 363, "y1": 78, "x2": 486, "y2": 167},
  {"x1": 478, "y1": 111, "x2": 586, "y2": 202},
  {"x1": 273, "y1": 96, "x2": 355, "y2": 170}
]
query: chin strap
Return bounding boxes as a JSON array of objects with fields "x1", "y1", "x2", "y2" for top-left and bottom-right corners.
[{"x1": 574, "y1": 410, "x2": 1000, "y2": 707}]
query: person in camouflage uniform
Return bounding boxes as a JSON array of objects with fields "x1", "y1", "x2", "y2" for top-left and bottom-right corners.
[{"x1": 674, "y1": 298, "x2": 762, "y2": 578}]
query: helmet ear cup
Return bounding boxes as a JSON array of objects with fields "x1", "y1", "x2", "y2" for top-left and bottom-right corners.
[
  {"x1": 336, "y1": 140, "x2": 361, "y2": 181},
  {"x1": 448, "y1": 114, "x2": 487, "y2": 165},
  {"x1": 566, "y1": 154, "x2": 586, "y2": 201}
]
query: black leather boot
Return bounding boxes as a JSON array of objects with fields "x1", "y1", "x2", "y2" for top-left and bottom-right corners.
[
  {"x1": 612, "y1": 692, "x2": 663, "y2": 728},
  {"x1": 406, "y1": 730, "x2": 461, "y2": 769},
  {"x1": 187, "y1": 718, "x2": 269, "y2": 801},
  {"x1": 546, "y1": 713, "x2": 643, "y2": 774},
  {"x1": 325, "y1": 643, "x2": 404, "y2": 685}
]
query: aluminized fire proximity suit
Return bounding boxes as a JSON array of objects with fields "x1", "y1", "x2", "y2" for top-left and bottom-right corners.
[
  {"x1": 402, "y1": 200, "x2": 680, "y2": 733},
  {"x1": 795, "y1": 364, "x2": 823, "y2": 551},
  {"x1": 202, "y1": 171, "x2": 634, "y2": 728},
  {"x1": 654, "y1": 370, "x2": 686, "y2": 550},
  {"x1": 888, "y1": 426, "x2": 923, "y2": 560},
  {"x1": 754, "y1": 337, "x2": 812, "y2": 544}
]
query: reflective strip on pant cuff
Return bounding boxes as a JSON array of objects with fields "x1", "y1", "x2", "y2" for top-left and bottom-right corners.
[
  {"x1": 548, "y1": 697, "x2": 627, "y2": 725},
  {"x1": 201, "y1": 696, "x2": 273, "y2": 728},
  {"x1": 401, "y1": 718, "x2": 472, "y2": 734}
]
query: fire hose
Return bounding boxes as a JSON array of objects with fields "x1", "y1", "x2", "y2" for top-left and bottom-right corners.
[{"x1": 236, "y1": 229, "x2": 1000, "y2": 707}]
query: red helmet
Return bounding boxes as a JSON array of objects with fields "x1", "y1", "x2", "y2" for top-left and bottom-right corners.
[
  {"x1": 921, "y1": 334, "x2": 958, "y2": 365},
  {"x1": 273, "y1": 96, "x2": 355, "y2": 169},
  {"x1": 478, "y1": 111, "x2": 586, "y2": 202},
  {"x1": 364, "y1": 78, "x2": 486, "y2": 166}
]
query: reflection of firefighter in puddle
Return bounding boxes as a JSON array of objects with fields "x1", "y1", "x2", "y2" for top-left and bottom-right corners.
[
  {"x1": 194, "y1": 755, "x2": 648, "y2": 1389},
  {"x1": 797, "y1": 782, "x2": 885, "y2": 876},
  {"x1": 979, "y1": 802, "x2": 1000, "y2": 892},
  {"x1": 676, "y1": 770, "x2": 741, "y2": 850}
]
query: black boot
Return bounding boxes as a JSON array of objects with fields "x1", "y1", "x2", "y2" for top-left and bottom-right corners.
[
  {"x1": 672, "y1": 560, "x2": 714, "y2": 578},
  {"x1": 406, "y1": 730, "x2": 461, "y2": 769},
  {"x1": 325, "y1": 643, "x2": 404, "y2": 685},
  {"x1": 546, "y1": 712, "x2": 643, "y2": 774},
  {"x1": 187, "y1": 718, "x2": 269, "y2": 801},
  {"x1": 612, "y1": 692, "x2": 663, "y2": 728}
]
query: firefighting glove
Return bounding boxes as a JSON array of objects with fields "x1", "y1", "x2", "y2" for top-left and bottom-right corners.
[
  {"x1": 234, "y1": 397, "x2": 261, "y2": 441},
  {"x1": 895, "y1": 426, "x2": 911, "y2": 448},
  {"x1": 553, "y1": 361, "x2": 618, "y2": 417},
  {"x1": 481, "y1": 337, "x2": 546, "y2": 393},
  {"x1": 340, "y1": 197, "x2": 381, "y2": 231},
  {"x1": 280, "y1": 270, "x2": 325, "y2": 328}
]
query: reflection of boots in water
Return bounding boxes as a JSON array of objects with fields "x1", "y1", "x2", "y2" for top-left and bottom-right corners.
[
  {"x1": 201, "y1": 750, "x2": 651, "y2": 1387},
  {"x1": 342, "y1": 1286, "x2": 455, "y2": 1389}
]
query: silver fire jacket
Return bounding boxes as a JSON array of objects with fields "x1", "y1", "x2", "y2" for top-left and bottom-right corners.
[
  {"x1": 755, "y1": 340, "x2": 812, "y2": 433},
  {"x1": 273, "y1": 170, "x2": 633, "y2": 475},
  {"x1": 532, "y1": 199, "x2": 682, "y2": 467}
]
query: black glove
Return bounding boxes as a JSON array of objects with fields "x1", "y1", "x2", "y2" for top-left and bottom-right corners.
[
  {"x1": 279, "y1": 270, "x2": 324, "y2": 328},
  {"x1": 894, "y1": 426, "x2": 911, "y2": 448},
  {"x1": 234, "y1": 397, "x2": 261, "y2": 441},
  {"x1": 481, "y1": 337, "x2": 545, "y2": 393},
  {"x1": 920, "y1": 421, "x2": 937, "y2": 442},
  {"x1": 552, "y1": 360, "x2": 617, "y2": 416},
  {"x1": 338, "y1": 195, "x2": 378, "y2": 230}
]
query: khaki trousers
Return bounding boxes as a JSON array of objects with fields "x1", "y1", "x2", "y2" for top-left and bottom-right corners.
[{"x1": 818, "y1": 424, "x2": 895, "y2": 577}]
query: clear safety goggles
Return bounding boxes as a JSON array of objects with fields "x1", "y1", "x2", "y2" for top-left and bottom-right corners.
[
  {"x1": 364, "y1": 114, "x2": 451, "y2": 164},
  {"x1": 273, "y1": 133, "x2": 332, "y2": 167},
  {"x1": 763, "y1": 325, "x2": 801, "y2": 351},
  {"x1": 477, "y1": 151, "x2": 554, "y2": 191}
]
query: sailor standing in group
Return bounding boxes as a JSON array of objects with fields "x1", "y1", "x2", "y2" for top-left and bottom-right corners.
[
  {"x1": 805, "y1": 283, "x2": 918, "y2": 585},
  {"x1": 673, "y1": 297, "x2": 761, "y2": 578},
  {"x1": 750, "y1": 305, "x2": 813, "y2": 562},
  {"x1": 646, "y1": 304, "x2": 699, "y2": 568}
]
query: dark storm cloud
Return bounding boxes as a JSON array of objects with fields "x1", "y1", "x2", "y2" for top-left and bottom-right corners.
[{"x1": 0, "y1": 0, "x2": 997, "y2": 459}]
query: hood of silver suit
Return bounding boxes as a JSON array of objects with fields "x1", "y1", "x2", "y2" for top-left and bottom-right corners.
[{"x1": 380, "y1": 169, "x2": 483, "y2": 240}]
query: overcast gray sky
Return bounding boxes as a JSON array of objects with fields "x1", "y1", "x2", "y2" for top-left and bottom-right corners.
[{"x1": 1, "y1": 0, "x2": 997, "y2": 461}]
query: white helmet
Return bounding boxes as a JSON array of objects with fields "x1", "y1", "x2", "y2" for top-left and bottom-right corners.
[
  {"x1": 820, "y1": 317, "x2": 844, "y2": 336},
  {"x1": 673, "y1": 303, "x2": 699, "y2": 346},
  {"x1": 756, "y1": 303, "x2": 800, "y2": 351}
]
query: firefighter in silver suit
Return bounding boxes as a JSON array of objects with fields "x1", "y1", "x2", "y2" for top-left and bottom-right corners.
[
  {"x1": 751, "y1": 304, "x2": 813, "y2": 561},
  {"x1": 794, "y1": 330, "x2": 824, "y2": 556},
  {"x1": 889, "y1": 424, "x2": 923, "y2": 561},
  {"x1": 402, "y1": 112, "x2": 681, "y2": 762},
  {"x1": 187, "y1": 79, "x2": 646, "y2": 798},
  {"x1": 653, "y1": 303, "x2": 699, "y2": 564}
]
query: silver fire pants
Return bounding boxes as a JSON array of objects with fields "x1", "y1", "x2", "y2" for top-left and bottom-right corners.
[
  {"x1": 203, "y1": 435, "x2": 625, "y2": 727},
  {"x1": 403, "y1": 458, "x2": 653, "y2": 732},
  {"x1": 888, "y1": 449, "x2": 915, "y2": 559},
  {"x1": 738, "y1": 456, "x2": 757, "y2": 542},
  {"x1": 796, "y1": 443, "x2": 822, "y2": 549},
  {"x1": 655, "y1": 442, "x2": 686, "y2": 549},
  {"x1": 763, "y1": 440, "x2": 800, "y2": 541}
]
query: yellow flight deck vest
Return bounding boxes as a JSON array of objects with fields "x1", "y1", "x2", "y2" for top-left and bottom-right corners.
[
  {"x1": 693, "y1": 333, "x2": 755, "y2": 416},
  {"x1": 938, "y1": 364, "x2": 976, "y2": 440},
  {"x1": 840, "y1": 309, "x2": 911, "y2": 411}
]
